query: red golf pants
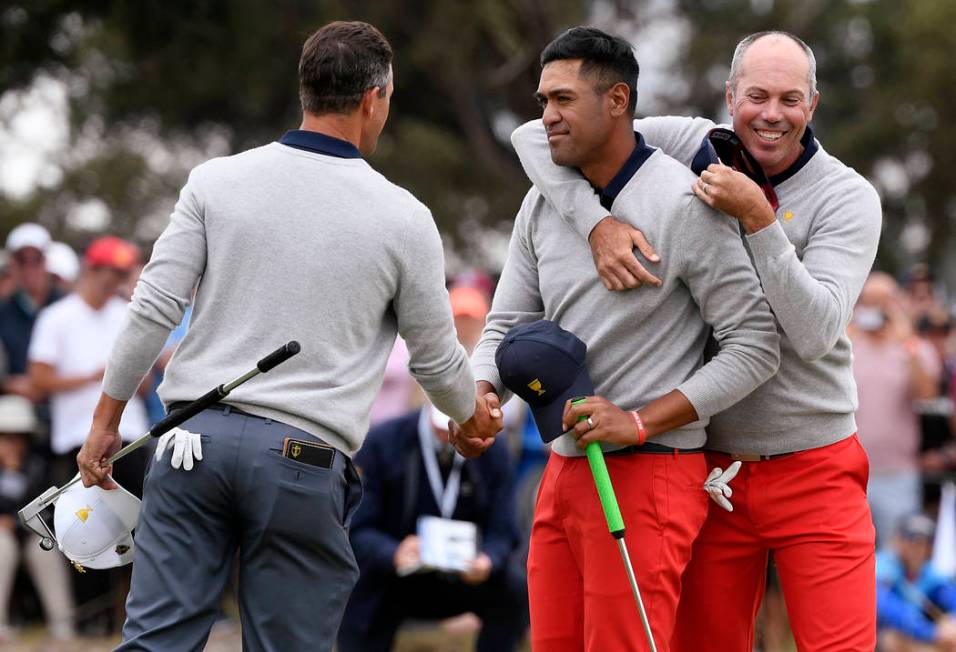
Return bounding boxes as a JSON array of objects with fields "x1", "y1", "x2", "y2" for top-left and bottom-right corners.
[
  {"x1": 672, "y1": 435, "x2": 877, "y2": 652},
  {"x1": 528, "y1": 450, "x2": 708, "y2": 651}
]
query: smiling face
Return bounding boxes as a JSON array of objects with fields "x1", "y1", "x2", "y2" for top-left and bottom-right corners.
[{"x1": 726, "y1": 35, "x2": 819, "y2": 177}]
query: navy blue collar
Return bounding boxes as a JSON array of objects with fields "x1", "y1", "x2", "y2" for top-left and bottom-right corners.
[
  {"x1": 596, "y1": 133, "x2": 655, "y2": 211},
  {"x1": 768, "y1": 125, "x2": 818, "y2": 186},
  {"x1": 279, "y1": 130, "x2": 363, "y2": 159}
]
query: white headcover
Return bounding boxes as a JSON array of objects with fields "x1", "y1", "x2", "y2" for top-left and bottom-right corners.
[{"x1": 53, "y1": 479, "x2": 141, "y2": 569}]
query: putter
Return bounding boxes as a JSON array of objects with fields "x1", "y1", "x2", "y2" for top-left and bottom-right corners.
[
  {"x1": 572, "y1": 397, "x2": 657, "y2": 652},
  {"x1": 18, "y1": 340, "x2": 302, "y2": 552}
]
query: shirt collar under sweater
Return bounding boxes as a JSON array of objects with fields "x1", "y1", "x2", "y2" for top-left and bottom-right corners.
[
  {"x1": 595, "y1": 132, "x2": 656, "y2": 211},
  {"x1": 279, "y1": 130, "x2": 363, "y2": 159}
]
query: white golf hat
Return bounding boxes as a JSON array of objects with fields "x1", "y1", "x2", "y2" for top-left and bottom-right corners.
[
  {"x1": 0, "y1": 395, "x2": 38, "y2": 433},
  {"x1": 53, "y1": 480, "x2": 141, "y2": 569},
  {"x1": 5, "y1": 223, "x2": 51, "y2": 254},
  {"x1": 45, "y1": 241, "x2": 80, "y2": 282}
]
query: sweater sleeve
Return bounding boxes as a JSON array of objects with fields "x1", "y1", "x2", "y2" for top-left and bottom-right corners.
[
  {"x1": 745, "y1": 180, "x2": 882, "y2": 361},
  {"x1": 394, "y1": 205, "x2": 476, "y2": 424},
  {"x1": 470, "y1": 192, "x2": 545, "y2": 398},
  {"x1": 674, "y1": 198, "x2": 780, "y2": 419},
  {"x1": 103, "y1": 166, "x2": 208, "y2": 400},
  {"x1": 509, "y1": 116, "x2": 715, "y2": 242}
]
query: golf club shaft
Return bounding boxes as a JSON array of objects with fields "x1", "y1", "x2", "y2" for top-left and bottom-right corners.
[
  {"x1": 572, "y1": 399, "x2": 656, "y2": 650},
  {"x1": 25, "y1": 341, "x2": 302, "y2": 510},
  {"x1": 617, "y1": 538, "x2": 658, "y2": 652}
]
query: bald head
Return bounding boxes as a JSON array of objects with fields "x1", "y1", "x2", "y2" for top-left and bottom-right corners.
[{"x1": 729, "y1": 31, "x2": 817, "y2": 104}]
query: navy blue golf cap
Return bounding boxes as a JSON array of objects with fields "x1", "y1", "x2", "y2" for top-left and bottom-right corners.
[
  {"x1": 495, "y1": 320, "x2": 594, "y2": 443},
  {"x1": 691, "y1": 127, "x2": 779, "y2": 210}
]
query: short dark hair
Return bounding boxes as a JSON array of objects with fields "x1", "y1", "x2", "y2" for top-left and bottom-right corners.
[
  {"x1": 541, "y1": 27, "x2": 639, "y2": 113},
  {"x1": 298, "y1": 21, "x2": 393, "y2": 115}
]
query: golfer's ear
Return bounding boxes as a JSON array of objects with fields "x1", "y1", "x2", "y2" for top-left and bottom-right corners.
[{"x1": 608, "y1": 82, "x2": 631, "y2": 117}]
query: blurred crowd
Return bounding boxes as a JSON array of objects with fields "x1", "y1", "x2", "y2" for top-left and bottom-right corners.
[{"x1": 2, "y1": 218, "x2": 956, "y2": 649}]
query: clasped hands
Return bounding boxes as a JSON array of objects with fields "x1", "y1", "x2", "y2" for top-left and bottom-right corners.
[{"x1": 447, "y1": 384, "x2": 504, "y2": 458}]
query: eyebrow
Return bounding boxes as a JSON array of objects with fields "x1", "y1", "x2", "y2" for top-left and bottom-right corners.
[
  {"x1": 743, "y1": 85, "x2": 806, "y2": 98},
  {"x1": 533, "y1": 87, "x2": 577, "y2": 101}
]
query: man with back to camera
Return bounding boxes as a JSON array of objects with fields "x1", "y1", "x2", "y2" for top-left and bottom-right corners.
[
  {"x1": 75, "y1": 21, "x2": 502, "y2": 652},
  {"x1": 452, "y1": 27, "x2": 780, "y2": 650},
  {"x1": 512, "y1": 30, "x2": 882, "y2": 652}
]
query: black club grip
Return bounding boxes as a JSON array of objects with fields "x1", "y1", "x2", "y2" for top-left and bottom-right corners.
[
  {"x1": 257, "y1": 340, "x2": 301, "y2": 373},
  {"x1": 148, "y1": 387, "x2": 225, "y2": 438}
]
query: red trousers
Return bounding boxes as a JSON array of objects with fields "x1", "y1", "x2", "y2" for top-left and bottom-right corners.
[
  {"x1": 528, "y1": 450, "x2": 708, "y2": 651},
  {"x1": 672, "y1": 435, "x2": 877, "y2": 652}
]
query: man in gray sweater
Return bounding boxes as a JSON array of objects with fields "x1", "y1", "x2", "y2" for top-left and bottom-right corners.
[
  {"x1": 511, "y1": 30, "x2": 882, "y2": 652},
  {"x1": 456, "y1": 27, "x2": 779, "y2": 650},
  {"x1": 75, "y1": 21, "x2": 501, "y2": 652}
]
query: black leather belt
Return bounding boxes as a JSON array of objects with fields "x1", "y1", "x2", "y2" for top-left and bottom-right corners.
[
  {"x1": 168, "y1": 402, "x2": 259, "y2": 418},
  {"x1": 605, "y1": 442, "x2": 706, "y2": 456},
  {"x1": 711, "y1": 450, "x2": 795, "y2": 461}
]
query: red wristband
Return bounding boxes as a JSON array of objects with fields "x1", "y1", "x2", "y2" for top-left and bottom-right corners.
[{"x1": 630, "y1": 411, "x2": 647, "y2": 445}]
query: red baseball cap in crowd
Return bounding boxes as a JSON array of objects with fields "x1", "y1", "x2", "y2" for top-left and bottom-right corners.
[{"x1": 84, "y1": 236, "x2": 139, "y2": 273}]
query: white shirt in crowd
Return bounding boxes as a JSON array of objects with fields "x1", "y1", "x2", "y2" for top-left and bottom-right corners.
[{"x1": 29, "y1": 294, "x2": 148, "y2": 454}]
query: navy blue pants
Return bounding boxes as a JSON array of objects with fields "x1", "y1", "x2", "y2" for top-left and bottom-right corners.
[{"x1": 118, "y1": 406, "x2": 361, "y2": 652}]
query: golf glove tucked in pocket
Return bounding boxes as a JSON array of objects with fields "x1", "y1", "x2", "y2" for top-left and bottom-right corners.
[
  {"x1": 703, "y1": 460, "x2": 741, "y2": 512},
  {"x1": 154, "y1": 427, "x2": 203, "y2": 471}
]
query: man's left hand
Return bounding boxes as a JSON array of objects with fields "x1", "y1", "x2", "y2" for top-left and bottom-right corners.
[
  {"x1": 562, "y1": 396, "x2": 640, "y2": 449},
  {"x1": 693, "y1": 163, "x2": 776, "y2": 234},
  {"x1": 460, "y1": 552, "x2": 492, "y2": 585}
]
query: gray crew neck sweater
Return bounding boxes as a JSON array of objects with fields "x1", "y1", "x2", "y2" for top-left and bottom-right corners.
[
  {"x1": 472, "y1": 148, "x2": 780, "y2": 457},
  {"x1": 103, "y1": 140, "x2": 476, "y2": 455},
  {"x1": 511, "y1": 116, "x2": 882, "y2": 455}
]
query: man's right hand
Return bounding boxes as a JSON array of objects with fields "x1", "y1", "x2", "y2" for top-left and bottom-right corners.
[
  {"x1": 588, "y1": 216, "x2": 661, "y2": 291},
  {"x1": 448, "y1": 388, "x2": 502, "y2": 458}
]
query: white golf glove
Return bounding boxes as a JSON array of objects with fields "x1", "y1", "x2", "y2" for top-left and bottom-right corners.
[
  {"x1": 703, "y1": 460, "x2": 742, "y2": 512},
  {"x1": 154, "y1": 427, "x2": 203, "y2": 471}
]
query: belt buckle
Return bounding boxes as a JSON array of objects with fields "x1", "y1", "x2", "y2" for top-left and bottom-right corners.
[{"x1": 730, "y1": 453, "x2": 763, "y2": 462}]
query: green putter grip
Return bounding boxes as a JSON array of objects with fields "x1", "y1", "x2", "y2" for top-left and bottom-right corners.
[{"x1": 572, "y1": 398, "x2": 625, "y2": 538}]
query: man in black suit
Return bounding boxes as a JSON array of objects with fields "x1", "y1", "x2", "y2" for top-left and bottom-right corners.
[{"x1": 338, "y1": 404, "x2": 526, "y2": 651}]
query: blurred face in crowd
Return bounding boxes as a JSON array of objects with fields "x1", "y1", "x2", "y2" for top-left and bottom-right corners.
[
  {"x1": 853, "y1": 272, "x2": 898, "y2": 333},
  {"x1": 85, "y1": 265, "x2": 130, "y2": 306},
  {"x1": 11, "y1": 246, "x2": 49, "y2": 296},
  {"x1": 536, "y1": 59, "x2": 629, "y2": 171},
  {"x1": 359, "y1": 68, "x2": 393, "y2": 156},
  {"x1": 727, "y1": 35, "x2": 819, "y2": 177},
  {"x1": 895, "y1": 534, "x2": 933, "y2": 578}
]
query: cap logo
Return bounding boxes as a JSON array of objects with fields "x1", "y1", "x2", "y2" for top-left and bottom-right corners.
[
  {"x1": 291, "y1": 443, "x2": 302, "y2": 458},
  {"x1": 75, "y1": 506, "x2": 93, "y2": 523},
  {"x1": 115, "y1": 544, "x2": 130, "y2": 555},
  {"x1": 527, "y1": 379, "x2": 545, "y2": 396}
]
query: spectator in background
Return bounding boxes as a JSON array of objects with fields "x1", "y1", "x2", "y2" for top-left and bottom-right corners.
[
  {"x1": 917, "y1": 308, "x2": 956, "y2": 481},
  {"x1": 338, "y1": 402, "x2": 525, "y2": 652},
  {"x1": 0, "y1": 224, "x2": 63, "y2": 402},
  {"x1": 904, "y1": 263, "x2": 945, "y2": 325},
  {"x1": 877, "y1": 513, "x2": 956, "y2": 651},
  {"x1": 27, "y1": 236, "x2": 148, "y2": 635},
  {"x1": 45, "y1": 242, "x2": 80, "y2": 296},
  {"x1": 28, "y1": 236, "x2": 149, "y2": 489},
  {"x1": 852, "y1": 271, "x2": 941, "y2": 544},
  {"x1": 0, "y1": 251, "x2": 15, "y2": 300},
  {"x1": 0, "y1": 395, "x2": 75, "y2": 643}
]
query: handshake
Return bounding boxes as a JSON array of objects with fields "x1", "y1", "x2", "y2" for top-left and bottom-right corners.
[{"x1": 447, "y1": 381, "x2": 504, "y2": 458}]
